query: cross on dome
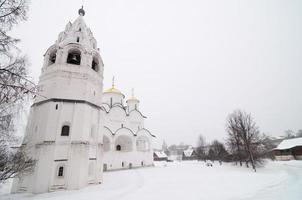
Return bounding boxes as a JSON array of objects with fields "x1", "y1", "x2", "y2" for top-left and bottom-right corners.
[
  {"x1": 131, "y1": 88, "x2": 135, "y2": 98},
  {"x1": 104, "y1": 76, "x2": 123, "y2": 95}
]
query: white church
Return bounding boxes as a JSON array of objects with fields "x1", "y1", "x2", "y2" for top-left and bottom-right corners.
[{"x1": 11, "y1": 7, "x2": 155, "y2": 194}]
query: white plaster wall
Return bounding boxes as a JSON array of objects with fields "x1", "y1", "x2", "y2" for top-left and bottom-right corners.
[
  {"x1": 126, "y1": 99, "x2": 139, "y2": 112},
  {"x1": 12, "y1": 14, "x2": 105, "y2": 194},
  {"x1": 36, "y1": 63, "x2": 103, "y2": 106},
  {"x1": 102, "y1": 92, "x2": 124, "y2": 107},
  {"x1": 12, "y1": 101, "x2": 103, "y2": 193},
  {"x1": 103, "y1": 151, "x2": 153, "y2": 171},
  {"x1": 102, "y1": 128, "x2": 154, "y2": 171}
]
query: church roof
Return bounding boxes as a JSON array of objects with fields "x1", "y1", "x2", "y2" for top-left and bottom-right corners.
[{"x1": 154, "y1": 151, "x2": 168, "y2": 158}]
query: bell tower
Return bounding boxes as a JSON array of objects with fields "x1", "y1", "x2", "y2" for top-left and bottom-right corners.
[{"x1": 12, "y1": 7, "x2": 104, "y2": 193}]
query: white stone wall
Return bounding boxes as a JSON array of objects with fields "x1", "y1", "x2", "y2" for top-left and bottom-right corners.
[
  {"x1": 12, "y1": 14, "x2": 104, "y2": 194},
  {"x1": 12, "y1": 101, "x2": 104, "y2": 193},
  {"x1": 102, "y1": 92, "x2": 124, "y2": 107},
  {"x1": 126, "y1": 99, "x2": 139, "y2": 112},
  {"x1": 12, "y1": 12, "x2": 154, "y2": 194},
  {"x1": 102, "y1": 118, "x2": 154, "y2": 171}
]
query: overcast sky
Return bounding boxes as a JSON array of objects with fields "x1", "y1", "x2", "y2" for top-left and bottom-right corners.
[{"x1": 12, "y1": 0, "x2": 302, "y2": 147}]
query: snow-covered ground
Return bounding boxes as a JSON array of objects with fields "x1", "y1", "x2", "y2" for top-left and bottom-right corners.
[{"x1": 1, "y1": 160, "x2": 301, "y2": 200}]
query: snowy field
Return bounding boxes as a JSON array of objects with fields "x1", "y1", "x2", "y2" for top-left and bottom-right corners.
[{"x1": 1, "y1": 160, "x2": 302, "y2": 200}]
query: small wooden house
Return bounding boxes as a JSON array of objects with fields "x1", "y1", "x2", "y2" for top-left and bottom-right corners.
[
  {"x1": 182, "y1": 147, "x2": 197, "y2": 161},
  {"x1": 153, "y1": 151, "x2": 168, "y2": 161},
  {"x1": 273, "y1": 137, "x2": 302, "y2": 161}
]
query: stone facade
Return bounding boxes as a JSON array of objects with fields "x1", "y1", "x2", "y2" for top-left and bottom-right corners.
[
  {"x1": 101, "y1": 88, "x2": 154, "y2": 171},
  {"x1": 11, "y1": 8, "x2": 154, "y2": 194}
]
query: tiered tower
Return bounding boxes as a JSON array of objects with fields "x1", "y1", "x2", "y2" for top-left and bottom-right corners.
[{"x1": 12, "y1": 7, "x2": 104, "y2": 193}]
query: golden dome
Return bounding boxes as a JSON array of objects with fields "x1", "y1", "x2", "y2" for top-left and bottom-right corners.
[
  {"x1": 104, "y1": 87, "x2": 122, "y2": 94},
  {"x1": 127, "y1": 96, "x2": 139, "y2": 102},
  {"x1": 126, "y1": 88, "x2": 139, "y2": 102},
  {"x1": 104, "y1": 76, "x2": 124, "y2": 95}
]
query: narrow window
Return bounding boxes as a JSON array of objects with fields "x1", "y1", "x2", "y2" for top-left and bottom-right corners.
[
  {"x1": 91, "y1": 57, "x2": 99, "y2": 72},
  {"x1": 116, "y1": 145, "x2": 121, "y2": 151},
  {"x1": 122, "y1": 162, "x2": 124, "y2": 167},
  {"x1": 55, "y1": 104, "x2": 58, "y2": 110},
  {"x1": 48, "y1": 50, "x2": 57, "y2": 65},
  {"x1": 79, "y1": 28, "x2": 81, "y2": 32},
  {"x1": 58, "y1": 166, "x2": 64, "y2": 177},
  {"x1": 141, "y1": 161, "x2": 144, "y2": 166},
  {"x1": 77, "y1": 37, "x2": 80, "y2": 42},
  {"x1": 61, "y1": 125, "x2": 70, "y2": 136},
  {"x1": 90, "y1": 126, "x2": 95, "y2": 138}
]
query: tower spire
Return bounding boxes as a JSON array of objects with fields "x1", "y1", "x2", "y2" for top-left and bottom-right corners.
[
  {"x1": 112, "y1": 76, "x2": 115, "y2": 88},
  {"x1": 131, "y1": 88, "x2": 135, "y2": 98}
]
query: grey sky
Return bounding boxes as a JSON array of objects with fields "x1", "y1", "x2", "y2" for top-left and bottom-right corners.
[{"x1": 12, "y1": 0, "x2": 302, "y2": 147}]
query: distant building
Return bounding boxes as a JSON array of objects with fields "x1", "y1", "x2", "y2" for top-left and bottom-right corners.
[
  {"x1": 182, "y1": 147, "x2": 197, "y2": 160},
  {"x1": 153, "y1": 151, "x2": 168, "y2": 161},
  {"x1": 273, "y1": 137, "x2": 302, "y2": 161}
]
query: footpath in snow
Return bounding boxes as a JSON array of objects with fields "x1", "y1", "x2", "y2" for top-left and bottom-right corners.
[{"x1": 0, "y1": 160, "x2": 301, "y2": 200}]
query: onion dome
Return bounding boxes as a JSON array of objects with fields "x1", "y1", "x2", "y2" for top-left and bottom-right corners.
[
  {"x1": 104, "y1": 87, "x2": 123, "y2": 94},
  {"x1": 126, "y1": 88, "x2": 140, "y2": 103}
]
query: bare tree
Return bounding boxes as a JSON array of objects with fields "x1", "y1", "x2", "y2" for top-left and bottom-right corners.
[
  {"x1": 284, "y1": 129, "x2": 295, "y2": 139},
  {"x1": 0, "y1": 0, "x2": 35, "y2": 183},
  {"x1": 226, "y1": 117, "x2": 245, "y2": 166},
  {"x1": 226, "y1": 110, "x2": 262, "y2": 172},
  {"x1": 196, "y1": 134, "x2": 206, "y2": 161},
  {"x1": 210, "y1": 140, "x2": 228, "y2": 162},
  {"x1": 296, "y1": 129, "x2": 302, "y2": 138}
]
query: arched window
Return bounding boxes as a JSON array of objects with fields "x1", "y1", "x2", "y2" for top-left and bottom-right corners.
[
  {"x1": 58, "y1": 166, "x2": 64, "y2": 177},
  {"x1": 91, "y1": 57, "x2": 99, "y2": 72},
  {"x1": 79, "y1": 28, "x2": 81, "y2": 32},
  {"x1": 61, "y1": 125, "x2": 70, "y2": 136},
  {"x1": 67, "y1": 49, "x2": 81, "y2": 65},
  {"x1": 116, "y1": 145, "x2": 121, "y2": 151},
  {"x1": 48, "y1": 50, "x2": 57, "y2": 65},
  {"x1": 76, "y1": 37, "x2": 80, "y2": 42},
  {"x1": 103, "y1": 164, "x2": 108, "y2": 171}
]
